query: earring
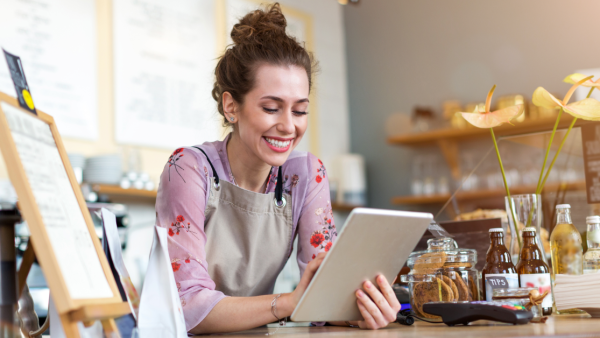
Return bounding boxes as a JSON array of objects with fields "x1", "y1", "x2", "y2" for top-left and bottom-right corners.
[{"x1": 230, "y1": 117, "x2": 235, "y2": 122}]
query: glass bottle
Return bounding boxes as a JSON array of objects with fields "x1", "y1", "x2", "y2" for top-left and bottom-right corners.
[
  {"x1": 550, "y1": 204, "x2": 584, "y2": 314},
  {"x1": 517, "y1": 227, "x2": 553, "y2": 315},
  {"x1": 482, "y1": 228, "x2": 518, "y2": 301},
  {"x1": 583, "y1": 215, "x2": 600, "y2": 273},
  {"x1": 411, "y1": 156, "x2": 423, "y2": 196}
]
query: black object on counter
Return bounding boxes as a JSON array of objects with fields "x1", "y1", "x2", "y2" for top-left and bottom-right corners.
[
  {"x1": 396, "y1": 309, "x2": 414, "y2": 326},
  {"x1": 0, "y1": 205, "x2": 22, "y2": 336},
  {"x1": 422, "y1": 301, "x2": 533, "y2": 326},
  {"x1": 393, "y1": 284, "x2": 410, "y2": 304}
]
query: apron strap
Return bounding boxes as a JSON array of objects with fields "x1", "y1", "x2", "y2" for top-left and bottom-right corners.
[
  {"x1": 192, "y1": 146, "x2": 219, "y2": 186},
  {"x1": 275, "y1": 166, "x2": 284, "y2": 205},
  {"x1": 192, "y1": 146, "x2": 285, "y2": 205}
]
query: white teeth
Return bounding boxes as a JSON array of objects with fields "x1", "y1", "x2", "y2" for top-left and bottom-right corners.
[{"x1": 265, "y1": 137, "x2": 291, "y2": 149}]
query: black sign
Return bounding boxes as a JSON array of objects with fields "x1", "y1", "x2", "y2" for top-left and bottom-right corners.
[
  {"x1": 486, "y1": 276, "x2": 509, "y2": 289},
  {"x1": 3, "y1": 49, "x2": 36, "y2": 114}
]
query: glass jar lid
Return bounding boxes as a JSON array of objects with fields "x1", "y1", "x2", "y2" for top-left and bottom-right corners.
[{"x1": 405, "y1": 237, "x2": 477, "y2": 270}]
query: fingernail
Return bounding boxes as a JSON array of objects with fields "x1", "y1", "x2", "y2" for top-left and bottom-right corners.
[
  {"x1": 356, "y1": 290, "x2": 363, "y2": 297},
  {"x1": 365, "y1": 281, "x2": 372, "y2": 289},
  {"x1": 379, "y1": 275, "x2": 385, "y2": 283}
]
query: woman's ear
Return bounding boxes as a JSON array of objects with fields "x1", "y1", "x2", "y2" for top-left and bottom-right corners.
[{"x1": 222, "y1": 92, "x2": 237, "y2": 123}]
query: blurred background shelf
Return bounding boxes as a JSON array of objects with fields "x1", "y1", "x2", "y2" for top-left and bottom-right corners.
[
  {"x1": 392, "y1": 180, "x2": 587, "y2": 205},
  {"x1": 331, "y1": 202, "x2": 361, "y2": 212},
  {"x1": 387, "y1": 116, "x2": 585, "y2": 145},
  {"x1": 88, "y1": 186, "x2": 361, "y2": 211},
  {"x1": 91, "y1": 184, "x2": 157, "y2": 199}
]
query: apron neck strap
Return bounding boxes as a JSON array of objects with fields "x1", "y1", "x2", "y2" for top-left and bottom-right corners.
[
  {"x1": 193, "y1": 146, "x2": 285, "y2": 203},
  {"x1": 193, "y1": 146, "x2": 219, "y2": 186},
  {"x1": 274, "y1": 166, "x2": 284, "y2": 203}
]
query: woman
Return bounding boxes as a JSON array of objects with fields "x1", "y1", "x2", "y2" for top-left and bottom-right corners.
[{"x1": 155, "y1": 3, "x2": 399, "y2": 334}]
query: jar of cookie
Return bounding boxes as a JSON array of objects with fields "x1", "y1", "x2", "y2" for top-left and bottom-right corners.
[{"x1": 401, "y1": 237, "x2": 479, "y2": 322}]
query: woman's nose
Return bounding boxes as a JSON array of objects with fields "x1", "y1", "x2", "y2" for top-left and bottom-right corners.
[{"x1": 277, "y1": 110, "x2": 295, "y2": 134}]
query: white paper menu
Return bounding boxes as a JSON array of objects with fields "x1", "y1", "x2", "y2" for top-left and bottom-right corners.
[
  {"x1": 0, "y1": 0, "x2": 98, "y2": 141},
  {"x1": 2, "y1": 102, "x2": 112, "y2": 299},
  {"x1": 113, "y1": 0, "x2": 221, "y2": 149}
]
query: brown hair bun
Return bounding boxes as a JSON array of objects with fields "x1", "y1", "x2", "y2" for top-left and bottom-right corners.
[
  {"x1": 212, "y1": 2, "x2": 318, "y2": 127},
  {"x1": 230, "y1": 4, "x2": 288, "y2": 45}
]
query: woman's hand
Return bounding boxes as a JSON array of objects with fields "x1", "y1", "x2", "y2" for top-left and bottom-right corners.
[
  {"x1": 289, "y1": 252, "x2": 327, "y2": 308},
  {"x1": 355, "y1": 274, "x2": 400, "y2": 330}
]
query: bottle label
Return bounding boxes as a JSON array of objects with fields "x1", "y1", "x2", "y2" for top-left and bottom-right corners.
[
  {"x1": 484, "y1": 273, "x2": 519, "y2": 301},
  {"x1": 519, "y1": 273, "x2": 553, "y2": 308}
]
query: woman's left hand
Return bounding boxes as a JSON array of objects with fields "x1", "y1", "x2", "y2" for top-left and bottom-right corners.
[{"x1": 355, "y1": 274, "x2": 400, "y2": 330}]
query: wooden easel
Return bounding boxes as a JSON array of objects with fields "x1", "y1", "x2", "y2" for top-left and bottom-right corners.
[{"x1": 0, "y1": 92, "x2": 131, "y2": 338}]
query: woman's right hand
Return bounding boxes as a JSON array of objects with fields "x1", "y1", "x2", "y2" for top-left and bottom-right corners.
[{"x1": 289, "y1": 252, "x2": 327, "y2": 308}]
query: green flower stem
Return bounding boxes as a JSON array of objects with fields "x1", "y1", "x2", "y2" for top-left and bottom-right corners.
[
  {"x1": 536, "y1": 108, "x2": 563, "y2": 194},
  {"x1": 538, "y1": 117, "x2": 577, "y2": 192},
  {"x1": 491, "y1": 128, "x2": 522, "y2": 250},
  {"x1": 537, "y1": 87, "x2": 595, "y2": 193}
]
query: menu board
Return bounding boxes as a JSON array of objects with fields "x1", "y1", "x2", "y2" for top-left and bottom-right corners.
[
  {"x1": 582, "y1": 123, "x2": 600, "y2": 204},
  {"x1": 113, "y1": 0, "x2": 221, "y2": 149},
  {"x1": 1, "y1": 102, "x2": 111, "y2": 299},
  {"x1": 0, "y1": 0, "x2": 98, "y2": 140}
]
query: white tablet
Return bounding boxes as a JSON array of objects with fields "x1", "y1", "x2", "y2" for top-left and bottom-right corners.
[{"x1": 291, "y1": 208, "x2": 432, "y2": 322}]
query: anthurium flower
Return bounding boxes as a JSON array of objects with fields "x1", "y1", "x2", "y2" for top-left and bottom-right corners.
[
  {"x1": 460, "y1": 85, "x2": 524, "y2": 128},
  {"x1": 563, "y1": 73, "x2": 600, "y2": 88},
  {"x1": 532, "y1": 75, "x2": 600, "y2": 121}
]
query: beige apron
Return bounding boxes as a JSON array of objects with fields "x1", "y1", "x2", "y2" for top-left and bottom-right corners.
[{"x1": 194, "y1": 146, "x2": 293, "y2": 297}]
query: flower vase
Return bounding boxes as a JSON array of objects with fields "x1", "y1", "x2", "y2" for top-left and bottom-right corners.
[{"x1": 505, "y1": 194, "x2": 548, "y2": 264}]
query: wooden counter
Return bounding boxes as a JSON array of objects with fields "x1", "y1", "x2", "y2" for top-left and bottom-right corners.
[{"x1": 210, "y1": 315, "x2": 600, "y2": 337}]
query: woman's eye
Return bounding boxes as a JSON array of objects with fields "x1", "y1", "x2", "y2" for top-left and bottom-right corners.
[
  {"x1": 293, "y1": 111, "x2": 308, "y2": 116},
  {"x1": 263, "y1": 108, "x2": 278, "y2": 113}
]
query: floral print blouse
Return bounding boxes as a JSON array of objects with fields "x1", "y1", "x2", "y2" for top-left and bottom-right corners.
[{"x1": 155, "y1": 134, "x2": 337, "y2": 331}]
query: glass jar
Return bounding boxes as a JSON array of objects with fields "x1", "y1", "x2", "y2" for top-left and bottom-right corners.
[
  {"x1": 492, "y1": 287, "x2": 542, "y2": 318},
  {"x1": 401, "y1": 237, "x2": 479, "y2": 322}
]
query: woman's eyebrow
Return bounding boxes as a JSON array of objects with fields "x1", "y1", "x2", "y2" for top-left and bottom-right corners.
[{"x1": 261, "y1": 95, "x2": 309, "y2": 103}]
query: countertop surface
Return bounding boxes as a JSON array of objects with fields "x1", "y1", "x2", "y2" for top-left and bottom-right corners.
[{"x1": 208, "y1": 315, "x2": 600, "y2": 337}]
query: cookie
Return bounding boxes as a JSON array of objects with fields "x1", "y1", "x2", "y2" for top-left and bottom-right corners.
[
  {"x1": 438, "y1": 278, "x2": 454, "y2": 301},
  {"x1": 443, "y1": 262, "x2": 473, "y2": 269},
  {"x1": 449, "y1": 271, "x2": 471, "y2": 301},
  {"x1": 414, "y1": 252, "x2": 447, "y2": 272},
  {"x1": 412, "y1": 277, "x2": 453, "y2": 319},
  {"x1": 468, "y1": 275, "x2": 478, "y2": 300},
  {"x1": 442, "y1": 275, "x2": 458, "y2": 301}
]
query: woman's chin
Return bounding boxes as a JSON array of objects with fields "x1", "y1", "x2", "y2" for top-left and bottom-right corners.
[{"x1": 259, "y1": 150, "x2": 290, "y2": 167}]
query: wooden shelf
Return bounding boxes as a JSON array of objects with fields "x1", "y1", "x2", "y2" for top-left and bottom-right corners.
[
  {"x1": 387, "y1": 116, "x2": 587, "y2": 145},
  {"x1": 88, "y1": 187, "x2": 363, "y2": 210},
  {"x1": 331, "y1": 202, "x2": 361, "y2": 212},
  {"x1": 392, "y1": 180, "x2": 587, "y2": 205},
  {"x1": 91, "y1": 184, "x2": 157, "y2": 199}
]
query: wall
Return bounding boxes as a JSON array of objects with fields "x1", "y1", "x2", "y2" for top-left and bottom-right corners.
[
  {"x1": 343, "y1": 0, "x2": 600, "y2": 210},
  {"x1": 277, "y1": 0, "x2": 350, "y2": 169}
]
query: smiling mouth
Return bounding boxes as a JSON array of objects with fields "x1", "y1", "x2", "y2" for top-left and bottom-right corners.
[{"x1": 263, "y1": 137, "x2": 293, "y2": 151}]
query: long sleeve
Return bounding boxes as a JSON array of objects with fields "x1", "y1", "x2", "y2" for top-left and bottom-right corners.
[
  {"x1": 296, "y1": 154, "x2": 338, "y2": 276},
  {"x1": 155, "y1": 147, "x2": 227, "y2": 332}
]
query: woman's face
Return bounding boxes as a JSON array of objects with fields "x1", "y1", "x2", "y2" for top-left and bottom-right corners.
[{"x1": 232, "y1": 64, "x2": 309, "y2": 167}]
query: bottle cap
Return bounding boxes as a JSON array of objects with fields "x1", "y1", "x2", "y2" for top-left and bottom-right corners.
[
  {"x1": 556, "y1": 204, "x2": 571, "y2": 209},
  {"x1": 587, "y1": 216, "x2": 600, "y2": 223},
  {"x1": 489, "y1": 228, "x2": 504, "y2": 232},
  {"x1": 523, "y1": 227, "x2": 536, "y2": 232}
]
